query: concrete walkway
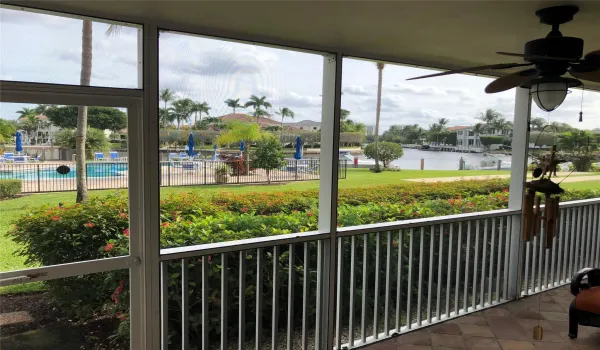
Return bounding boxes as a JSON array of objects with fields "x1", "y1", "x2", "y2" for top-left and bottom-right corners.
[{"x1": 406, "y1": 173, "x2": 600, "y2": 183}]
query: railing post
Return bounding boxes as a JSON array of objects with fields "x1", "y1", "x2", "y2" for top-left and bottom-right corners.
[
  {"x1": 506, "y1": 87, "x2": 532, "y2": 300},
  {"x1": 203, "y1": 161, "x2": 207, "y2": 185}
]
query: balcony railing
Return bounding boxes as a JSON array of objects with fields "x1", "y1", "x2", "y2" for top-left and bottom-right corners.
[{"x1": 158, "y1": 198, "x2": 599, "y2": 349}]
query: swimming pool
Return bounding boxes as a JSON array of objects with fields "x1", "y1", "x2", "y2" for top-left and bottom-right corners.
[{"x1": 0, "y1": 163, "x2": 128, "y2": 180}]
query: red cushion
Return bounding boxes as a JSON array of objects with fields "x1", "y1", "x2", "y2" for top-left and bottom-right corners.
[{"x1": 575, "y1": 286, "x2": 600, "y2": 314}]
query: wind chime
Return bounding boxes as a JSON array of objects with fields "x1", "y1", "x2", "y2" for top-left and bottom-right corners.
[{"x1": 521, "y1": 145, "x2": 565, "y2": 340}]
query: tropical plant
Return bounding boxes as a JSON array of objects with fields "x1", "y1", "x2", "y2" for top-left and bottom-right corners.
[
  {"x1": 374, "y1": 62, "x2": 385, "y2": 172},
  {"x1": 491, "y1": 117, "x2": 513, "y2": 135},
  {"x1": 275, "y1": 107, "x2": 295, "y2": 131},
  {"x1": 159, "y1": 108, "x2": 176, "y2": 129},
  {"x1": 34, "y1": 104, "x2": 50, "y2": 115},
  {"x1": 244, "y1": 95, "x2": 272, "y2": 123},
  {"x1": 54, "y1": 128, "x2": 110, "y2": 159},
  {"x1": 0, "y1": 118, "x2": 17, "y2": 144},
  {"x1": 170, "y1": 98, "x2": 195, "y2": 129},
  {"x1": 225, "y1": 98, "x2": 243, "y2": 114},
  {"x1": 217, "y1": 121, "x2": 262, "y2": 146},
  {"x1": 382, "y1": 124, "x2": 426, "y2": 144},
  {"x1": 530, "y1": 117, "x2": 547, "y2": 132},
  {"x1": 46, "y1": 106, "x2": 127, "y2": 131},
  {"x1": 17, "y1": 115, "x2": 39, "y2": 139},
  {"x1": 437, "y1": 118, "x2": 449, "y2": 128},
  {"x1": 472, "y1": 123, "x2": 487, "y2": 147},
  {"x1": 364, "y1": 141, "x2": 403, "y2": 169},
  {"x1": 251, "y1": 134, "x2": 285, "y2": 184},
  {"x1": 191, "y1": 101, "x2": 210, "y2": 125},
  {"x1": 16, "y1": 107, "x2": 36, "y2": 119},
  {"x1": 477, "y1": 108, "x2": 502, "y2": 126},
  {"x1": 195, "y1": 117, "x2": 224, "y2": 131},
  {"x1": 160, "y1": 88, "x2": 175, "y2": 111}
]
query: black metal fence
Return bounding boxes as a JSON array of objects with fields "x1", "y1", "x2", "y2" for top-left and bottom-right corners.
[{"x1": 0, "y1": 159, "x2": 347, "y2": 193}]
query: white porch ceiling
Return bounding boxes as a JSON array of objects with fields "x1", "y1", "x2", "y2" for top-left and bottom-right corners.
[{"x1": 11, "y1": 0, "x2": 600, "y2": 91}]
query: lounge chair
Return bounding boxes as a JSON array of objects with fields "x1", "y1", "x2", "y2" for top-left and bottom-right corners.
[
  {"x1": 13, "y1": 156, "x2": 27, "y2": 163},
  {"x1": 569, "y1": 267, "x2": 600, "y2": 339},
  {"x1": 110, "y1": 151, "x2": 127, "y2": 162},
  {"x1": 3, "y1": 152, "x2": 14, "y2": 163},
  {"x1": 94, "y1": 152, "x2": 106, "y2": 161}
]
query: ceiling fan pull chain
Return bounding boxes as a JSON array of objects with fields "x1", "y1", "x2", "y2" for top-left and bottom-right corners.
[{"x1": 579, "y1": 84, "x2": 584, "y2": 122}]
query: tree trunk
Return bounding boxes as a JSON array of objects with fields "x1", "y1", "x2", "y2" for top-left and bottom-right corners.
[
  {"x1": 374, "y1": 63, "x2": 384, "y2": 171},
  {"x1": 266, "y1": 169, "x2": 271, "y2": 184},
  {"x1": 76, "y1": 20, "x2": 93, "y2": 203},
  {"x1": 233, "y1": 107, "x2": 236, "y2": 114}
]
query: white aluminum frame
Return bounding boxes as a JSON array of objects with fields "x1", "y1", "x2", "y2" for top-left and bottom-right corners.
[
  {"x1": 4, "y1": 3, "x2": 599, "y2": 350},
  {"x1": 0, "y1": 80, "x2": 146, "y2": 348}
]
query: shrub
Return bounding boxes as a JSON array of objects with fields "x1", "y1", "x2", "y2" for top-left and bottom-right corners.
[
  {"x1": 0, "y1": 179, "x2": 22, "y2": 199},
  {"x1": 9, "y1": 182, "x2": 599, "y2": 343},
  {"x1": 54, "y1": 127, "x2": 110, "y2": 159},
  {"x1": 364, "y1": 142, "x2": 404, "y2": 168}
]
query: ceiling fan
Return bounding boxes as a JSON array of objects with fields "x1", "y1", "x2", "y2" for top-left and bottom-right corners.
[{"x1": 406, "y1": 5, "x2": 600, "y2": 112}]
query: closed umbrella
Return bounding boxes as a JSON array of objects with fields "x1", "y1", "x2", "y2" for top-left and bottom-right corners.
[
  {"x1": 294, "y1": 136, "x2": 302, "y2": 160},
  {"x1": 15, "y1": 131, "x2": 23, "y2": 153},
  {"x1": 187, "y1": 133, "x2": 195, "y2": 157},
  {"x1": 240, "y1": 140, "x2": 245, "y2": 152}
]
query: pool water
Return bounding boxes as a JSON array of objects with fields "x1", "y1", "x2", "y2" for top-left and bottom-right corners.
[{"x1": 0, "y1": 163, "x2": 128, "y2": 180}]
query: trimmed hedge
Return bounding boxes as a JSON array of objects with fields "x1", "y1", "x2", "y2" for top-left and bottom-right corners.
[
  {"x1": 0, "y1": 179, "x2": 22, "y2": 199},
  {"x1": 9, "y1": 181, "x2": 600, "y2": 345}
]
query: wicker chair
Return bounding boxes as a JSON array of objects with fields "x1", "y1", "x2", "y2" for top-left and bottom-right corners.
[{"x1": 569, "y1": 267, "x2": 600, "y2": 339}]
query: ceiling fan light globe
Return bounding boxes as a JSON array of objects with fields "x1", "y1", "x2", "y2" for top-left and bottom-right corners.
[{"x1": 532, "y1": 82, "x2": 568, "y2": 112}]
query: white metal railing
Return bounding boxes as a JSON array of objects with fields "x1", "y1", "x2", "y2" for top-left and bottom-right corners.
[
  {"x1": 520, "y1": 198, "x2": 600, "y2": 296},
  {"x1": 334, "y1": 210, "x2": 516, "y2": 348},
  {"x1": 157, "y1": 199, "x2": 599, "y2": 349}
]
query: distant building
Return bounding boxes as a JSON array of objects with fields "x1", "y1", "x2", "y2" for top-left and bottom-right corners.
[
  {"x1": 366, "y1": 125, "x2": 375, "y2": 136},
  {"x1": 451, "y1": 125, "x2": 509, "y2": 151},
  {"x1": 16, "y1": 115, "x2": 60, "y2": 145},
  {"x1": 284, "y1": 119, "x2": 321, "y2": 131}
]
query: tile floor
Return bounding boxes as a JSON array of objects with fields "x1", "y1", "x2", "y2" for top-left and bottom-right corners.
[{"x1": 362, "y1": 286, "x2": 600, "y2": 350}]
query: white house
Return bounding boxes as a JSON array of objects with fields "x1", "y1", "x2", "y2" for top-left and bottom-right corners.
[
  {"x1": 16, "y1": 115, "x2": 60, "y2": 146},
  {"x1": 450, "y1": 125, "x2": 509, "y2": 152}
]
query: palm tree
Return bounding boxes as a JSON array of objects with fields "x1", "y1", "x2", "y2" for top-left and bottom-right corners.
[
  {"x1": 171, "y1": 98, "x2": 194, "y2": 129},
  {"x1": 159, "y1": 108, "x2": 176, "y2": 128},
  {"x1": 194, "y1": 102, "x2": 211, "y2": 124},
  {"x1": 437, "y1": 117, "x2": 449, "y2": 129},
  {"x1": 492, "y1": 117, "x2": 512, "y2": 135},
  {"x1": 34, "y1": 105, "x2": 50, "y2": 115},
  {"x1": 374, "y1": 62, "x2": 385, "y2": 172},
  {"x1": 472, "y1": 123, "x2": 487, "y2": 147},
  {"x1": 477, "y1": 108, "x2": 502, "y2": 126},
  {"x1": 244, "y1": 95, "x2": 272, "y2": 123},
  {"x1": 74, "y1": 20, "x2": 94, "y2": 203},
  {"x1": 275, "y1": 107, "x2": 295, "y2": 131},
  {"x1": 160, "y1": 88, "x2": 175, "y2": 111},
  {"x1": 225, "y1": 98, "x2": 243, "y2": 114},
  {"x1": 74, "y1": 22, "x2": 120, "y2": 203},
  {"x1": 16, "y1": 108, "x2": 36, "y2": 118}
]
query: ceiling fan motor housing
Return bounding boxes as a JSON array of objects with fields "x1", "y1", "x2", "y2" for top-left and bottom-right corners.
[{"x1": 524, "y1": 37, "x2": 584, "y2": 61}]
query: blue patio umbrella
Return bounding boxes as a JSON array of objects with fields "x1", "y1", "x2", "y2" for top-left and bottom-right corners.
[
  {"x1": 187, "y1": 133, "x2": 195, "y2": 157},
  {"x1": 15, "y1": 131, "x2": 23, "y2": 153},
  {"x1": 294, "y1": 136, "x2": 302, "y2": 160},
  {"x1": 240, "y1": 140, "x2": 245, "y2": 152}
]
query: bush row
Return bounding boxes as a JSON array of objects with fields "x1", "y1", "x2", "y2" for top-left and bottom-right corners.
[
  {"x1": 0, "y1": 179, "x2": 22, "y2": 199},
  {"x1": 9, "y1": 183, "x2": 600, "y2": 344}
]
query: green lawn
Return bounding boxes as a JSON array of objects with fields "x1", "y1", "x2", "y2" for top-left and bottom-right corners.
[
  {"x1": 0, "y1": 168, "x2": 597, "y2": 295},
  {"x1": 561, "y1": 180, "x2": 600, "y2": 191}
]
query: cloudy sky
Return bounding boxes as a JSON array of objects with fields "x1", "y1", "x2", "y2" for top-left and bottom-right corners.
[{"x1": 2, "y1": 7, "x2": 599, "y2": 131}]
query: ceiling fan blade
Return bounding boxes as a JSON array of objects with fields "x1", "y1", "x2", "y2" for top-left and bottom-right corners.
[
  {"x1": 406, "y1": 62, "x2": 532, "y2": 81},
  {"x1": 570, "y1": 68, "x2": 600, "y2": 83},
  {"x1": 583, "y1": 50, "x2": 600, "y2": 63},
  {"x1": 497, "y1": 51, "x2": 577, "y2": 62},
  {"x1": 485, "y1": 69, "x2": 538, "y2": 93}
]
